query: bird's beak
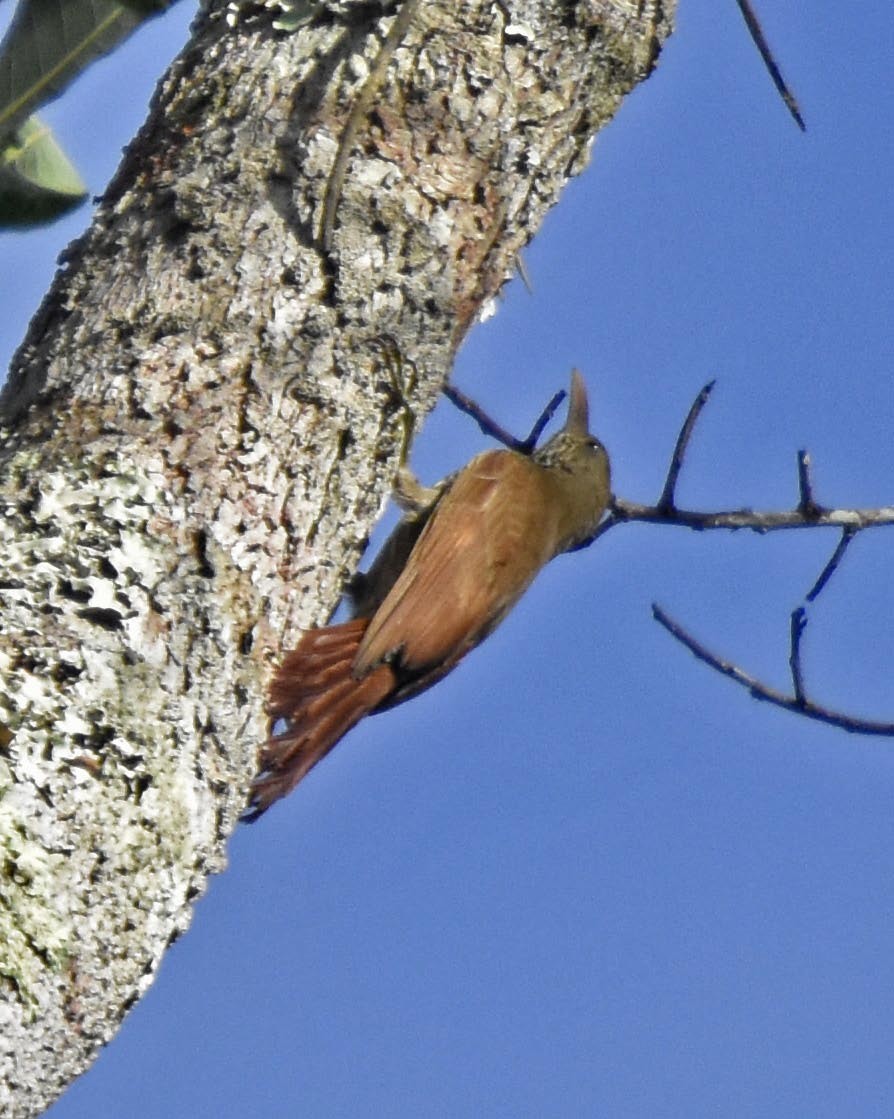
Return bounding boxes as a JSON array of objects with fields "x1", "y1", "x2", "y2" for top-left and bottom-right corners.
[{"x1": 564, "y1": 369, "x2": 590, "y2": 436}]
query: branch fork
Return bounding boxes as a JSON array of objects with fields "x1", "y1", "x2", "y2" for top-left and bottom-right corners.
[{"x1": 445, "y1": 374, "x2": 894, "y2": 740}]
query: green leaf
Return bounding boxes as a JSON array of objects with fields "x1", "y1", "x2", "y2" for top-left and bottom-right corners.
[
  {"x1": 0, "y1": 113, "x2": 87, "y2": 226},
  {"x1": 0, "y1": 0, "x2": 175, "y2": 141}
]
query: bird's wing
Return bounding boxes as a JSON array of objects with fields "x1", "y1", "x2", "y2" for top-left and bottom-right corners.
[{"x1": 354, "y1": 449, "x2": 558, "y2": 686}]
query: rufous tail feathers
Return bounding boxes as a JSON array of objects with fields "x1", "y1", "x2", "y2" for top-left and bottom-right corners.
[{"x1": 244, "y1": 618, "x2": 394, "y2": 821}]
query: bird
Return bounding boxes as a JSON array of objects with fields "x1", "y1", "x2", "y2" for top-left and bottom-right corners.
[{"x1": 245, "y1": 370, "x2": 611, "y2": 819}]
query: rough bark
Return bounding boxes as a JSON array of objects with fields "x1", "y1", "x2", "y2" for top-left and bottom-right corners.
[{"x1": 0, "y1": 0, "x2": 674, "y2": 1112}]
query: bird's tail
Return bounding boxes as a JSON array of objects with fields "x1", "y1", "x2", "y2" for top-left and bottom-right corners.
[{"x1": 244, "y1": 617, "x2": 394, "y2": 821}]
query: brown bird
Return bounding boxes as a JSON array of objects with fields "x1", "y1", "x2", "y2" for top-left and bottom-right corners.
[{"x1": 245, "y1": 371, "x2": 611, "y2": 819}]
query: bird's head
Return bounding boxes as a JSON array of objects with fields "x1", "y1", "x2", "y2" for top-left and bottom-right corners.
[{"x1": 533, "y1": 370, "x2": 611, "y2": 551}]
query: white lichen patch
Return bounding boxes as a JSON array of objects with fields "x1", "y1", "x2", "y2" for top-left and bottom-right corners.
[
  {"x1": 303, "y1": 130, "x2": 338, "y2": 178},
  {"x1": 504, "y1": 21, "x2": 535, "y2": 41},
  {"x1": 55, "y1": 708, "x2": 95, "y2": 739},
  {"x1": 347, "y1": 50, "x2": 370, "y2": 84},
  {"x1": 355, "y1": 158, "x2": 397, "y2": 191},
  {"x1": 0, "y1": 434, "x2": 245, "y2": 1074},
  {"x1": 0, "y1": 806, "x2": 72, "y2": 1010}
]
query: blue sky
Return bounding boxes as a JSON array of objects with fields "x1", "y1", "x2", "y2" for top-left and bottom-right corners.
[{"x1": 4, "y1": 1, "x2": 894, "y2": 1115}]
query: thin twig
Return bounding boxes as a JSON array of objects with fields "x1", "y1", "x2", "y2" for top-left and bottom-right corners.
[
  {"x1": 796, "y1": 449, "x2": 822, "y2": 517},
  {"x1": 515, "y1": 253, "x2": 534, "y2": 295},
  {"x1": 652, "y1": 603, "x2": 894, "y2": 736},
  {"x1": 734, "y1": 0, "x2": 806, "y2": 131},
  {"x1": 806, "y1": 527, "x2": 856, "y2": 602},
  {"x1": 608, "y1": 500, "x2": 894, "y2": 534},
  {"x1": 443, "y1": 384, "x2": 565, "y2": 454},
  {"x1": 442, "y1": 384, "x2": 526, "y2": 450},
  {"x1": 787, "y1": 523, "x2": 857, "y2": 709},
  {"x1": 320, "y1": 0, "x2": 422, "y2": 252},
  {"x1": 602, "y1": 380, "x2": 892, "y2": 740},
  {"x1": 591, "y1": 383, "x2": 894, "y2": 541},
  {"x1": 656, "y1": 381, "x2": 716, "y2": 512},
  {"x1": 789, "y1": 605, "x2": 807, "y2": 704},
  {"x1": 521, "y1": 390, "x2": 566, "y2": 451}
]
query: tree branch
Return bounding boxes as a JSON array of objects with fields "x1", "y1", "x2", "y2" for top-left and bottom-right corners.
[
  {"x1": 656, "y1": 379, "x2": 715, "y2": 512},
  {"x1": 595, "y1": 382, "x2": 894, "y2": 538},
  {"x1": 806, "y1": 527, "x2": 855, "y2": 601},
  {"x1": 796, "y1": 448, "x2": 823, "y2": 517},
  {"x1": 734, "y1": 0, "x2": 806, "y2": 130},
  {"x1": 789, "y1": 605, "x2": 808, "y2": 704},
  {"x1": 593, "y1": 381, "x2": 894, "y2": 739},
  {"x1": 320, "y1": 0, "x2": 423, "y2": 253},
  {"x1": 610, "y1": 500, "x2": 894, "y2": 534},
  {"x1": 442, "y1": 383, "x2": 566, "y2": 454},
  {"x1": 652, "y1": 603, "x2": 894, "y2": 737}
]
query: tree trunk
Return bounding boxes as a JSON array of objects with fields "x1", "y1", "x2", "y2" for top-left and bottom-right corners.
[{"x1": 0, "y1": 0, "x2": 674, "y2": 1112}]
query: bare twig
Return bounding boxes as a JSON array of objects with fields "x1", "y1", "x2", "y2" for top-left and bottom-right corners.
[
  {"x1": 806, "y1": 527, "x2": 856, "y2": 602},
  {"x1": 371, "y1": 337, "x2": 420, "y2": 467},
  {"x1": 734, "y1": 0, "x2": 806, "y2": 131},
  {"x1": 442, "y1": 383, "x2": 527, "y2": 450},
  {"x1": 613, "y1": 385, "x2": 894, "y2": 739},
  {"x1": 656, "y1": 380, "x2": 716, "y2": 512},
  {"x1": 443, "y1": 384, "x2": 566, "y2": 454},
  {"x1": 796, "y1": 449, "x2": 822, "y2": 517},
  {"x1": 590, "y1": 382, "x2": 894, "y2": 543},
  {"x1": 607, "y1": 499, "x2": 894, "y2": 535},
  {"x1": 783, "y1": 525, "x2": 858, "y2": 711},
  {"x1": 789, "y1": 605, "x2": 807, "y2": 704},
  {"x1": 652, "y1": 603, "x2": 894, "y2": 736},
  {"x1": 321, "y1": 0, "x2": 423, "y2": 252},
  {"x1": 522, "y1": 391, "x2": 566, "y2": 451}
]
